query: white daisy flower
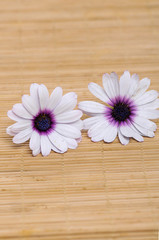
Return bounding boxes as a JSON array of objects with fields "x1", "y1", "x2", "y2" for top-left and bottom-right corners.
[
  {"x1": 78, "y1": 71, "x2": 159, "y2": 145},
  {"x1": 7, "y1": 84, "x2": 83, "y2": 156}
]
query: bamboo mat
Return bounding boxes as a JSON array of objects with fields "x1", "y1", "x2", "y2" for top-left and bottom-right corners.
[{"x1": 0, "y1": 0, "x2": 159, "y2": 239}]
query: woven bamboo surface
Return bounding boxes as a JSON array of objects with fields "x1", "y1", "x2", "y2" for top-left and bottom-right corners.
[{"x1": 0, "y1": 0, "x2": 159, "y2": 239}]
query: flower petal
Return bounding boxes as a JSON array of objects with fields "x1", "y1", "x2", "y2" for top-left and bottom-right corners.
[
  {"x1": 48, "y1": 87, "x2": 63, "y2": 111},
  {"x1": 135, "y1": 90, "x2": 158, "y2": 106},
  {"x1": 51, "y1": 143, "x2": 65, "y2": 153},
  {"x1": 76, "y1": 136, "x2": 82, "y2": 143},
  {"x1": 48, "y1": 131, "x2": 68, "y2": 152},
  {"x1": 7, "y1": 110, "x2": 23, "y2": 122},
  {"x1": 62, "y1": 136, "x2": 78, "y2": 149},
  {"x1": 132, "y1": 122, "x2": 155, "y2": 138},
  {"x1": 78, "y1": 101, "x2": 106, "y2": 114},
  {"x1": 83, "y1": 115, "x2": 105, "y2": 129},
  {"x1": 104, "y1": 125, "x2": 118, "y2": 143},
  {"x1": 30, "y1": 83, "x2": 40, "y2": 108},
  {"x1": 12, "y1": 103, "x2": 32, "y2": 119},
  {"x1": 55, "y1": 110, "x2": 82, "y2": 123},
  {"x1": 88, "y1": 120, "x2": 109, "y2": 138},
  {"x1": 32, "y1": 148, "x2": 40, "y2": 157},
  {"x1": 120, "y1": 124, "x2": 143, "y2": 142},
  {"x1": 10, "y1": 121, "x2": 31, "y2": 132},
  {"x1": 41, "y1": 135, "x2": 51, "y2": 156},
  {"x1": 133, "y1": 116, "x2": 157, "y2": 132},
  {"x1": 118, "y1": 129, "x2": 129, "y2": 145},
  {"x1": 22, "y1": 95, "x2": 39, "y2": 116},
  {"x1": 91, "y1": 131, "x2": 105, "y2": 142},
  {"x1": 54, "y1": 92, "x2": 77, "y2": 115},
  {"x1": 127, "y1": 73, "x2": 139, "y2": 97},
  {"x1": 102, "y1": 72, "x2": 119, "y2": 100},
  {"x1": 13, "y1": 127, "x2": 32, "y2": 144},
  {"x1": 132, "y1": 77, "x2": 150, "y2": 100},
  {"x1": 55, "y1": 124, "x2": 81, "y2": 139},
  {"x1": 119, "y1": 70, "x2": 131, "y2": 97},
  {"x1": 6, "y1": 126, "x2": 17, "y2": 136},
  {"x1": 38, "y1": 84, "x2": 49, "y2": 110},
  {"x1": 69, "y1": 120, "x2": 83, "y2": 130},
  {"x1": 138, "y1": 109, "x2": 159, "y2": 119},
  {"x1": 88, "y1": 82, "x2": 110, "y2": 103},
  {"x1": 29, "y1": 131, "x2": 41, "y2": 150},
  {"x1": 138, "y1": 99, "x2": 159, "y2": 110}
]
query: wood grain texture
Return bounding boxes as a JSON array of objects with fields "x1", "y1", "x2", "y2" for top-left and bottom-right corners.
[{"x1": 0, "y1": 0, "x2": 159, "y2": 239}]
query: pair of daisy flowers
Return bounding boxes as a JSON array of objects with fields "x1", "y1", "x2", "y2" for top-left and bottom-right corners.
[{"x1": 7, "y1": 71, "x2": 159, "y2": 157}]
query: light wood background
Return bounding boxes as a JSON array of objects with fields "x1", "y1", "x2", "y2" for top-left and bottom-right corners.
[{"x1": 0, "y1": 0, "x2": 159, "y2": 239}]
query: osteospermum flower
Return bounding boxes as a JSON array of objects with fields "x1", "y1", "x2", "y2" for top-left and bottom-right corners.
[
  {"x1": 7, "y1": 84, "x2": 83, "y2": 156},
  {"x1": 78, "y1": 71, "x2": 159, "y2": 145}
]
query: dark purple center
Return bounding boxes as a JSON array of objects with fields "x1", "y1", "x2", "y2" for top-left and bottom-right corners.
[
  {"x1": 33, "y1": 110, "x2": 55, "y2": 134},
  {"x1": 111, "y1": 102, "x2": 131, "y2": 122},
  {"x1": 106, "y1": 97, "x2": 137, "y2": 125}
]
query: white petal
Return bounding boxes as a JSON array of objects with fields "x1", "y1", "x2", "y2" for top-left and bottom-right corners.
[
  {"x1": 78, "y1": 101, "x2": 106, "y2": 114},
  {"x1": 51, "y1": 143, "x2": 65, "y2": 153},
  {"x1": 41, "y1": 135, "x2": 51, "y2": 156},
  {"x1": 32, "y1": 148, "x2": 40, "y2": 157},
  {"x1": 29, "y1": 131, "x2": 41, "y2": 150},
  {"x1": 22, "y1": 95, "x2": 39, "y2": 115},
  {"x1": 138, "y1": 109, "x2": 159, "y2": 119},
  {"x1": 129, "y1": 124, "x2": 144, "y2": 142},
  {"x1": 83, "y1": 115, "x2": 105, "y2": 129},
  {"x1": 104, "y1": 125, "x2": 118, "y2": 143},
  {"x1": 118, "y1": 129, "x2": 129, "y2": 145},
  {"x1": 62, "y1": 136, "x2": 78, "y2": 149},
  {"x1": 88, "y1": 120, "x2": 109, "y2": 138},
  {"x1": 12, "y1": 103, "x2": 32, "y2": 119},
  {"x1": 7, "y1": 124, "x2": 20, "y2": 135},
  {"x1": 138, "y1": 99, "x2": 159, "y2": 110},
  {"x1": 55, "y1": 124, "x2": 81, "y2": 139},
  {"x1": 110, "y1": 72, "x2": 119, "y2": 82},
  {"x1": 6, "y1": 126, "x2": 16, "y2": 136},
  {"x1": 69, "y1": 120, "x2": 83, "y2": 130},
  {"x1": 30, "y1": 83, "x2": 39, "y2": 96},
  {"x1": 133, "y1": 116, "x2": 157, "y2": 132},
  {"x1": 127, "y1": 73, "x2": 139, "y2": 97},
  {"x1": 102, "y1": 72, "x2": 119, "y2": 99},
  {"x1": 7, "y1": 110, "x2": 23, "y2": 122},
  {"x1": 55, "y1": 110, "x2": 82, "y2": 123},
  {"x1": 10, "y1": 121, "x2": 31, "y2": 132},
  {"x1": 119, "y1": 70, "x2": 131, "y2": 97},
  {"x1": 38, "y1": 84, "x2": 49, "y2": 110},
  {"x1": 48, "y1": 131, "x2": 68, "y2": 152},
  {"x1": 120, "y1": 124, "x2": 136, "y2": 138},
  {"x1": 132, "y1": 122, "x2": 155, "y2": 138},
  {"x1": 54, "y1": 92, "x2": 77, "y2": 115},
  {"x1": 132, "y1": 78, "x2": 150, "y2": 99},
  {"x1": 135, "y1": 90, "x2": 158, "y2": 106},
  {"x1": 48, "y1": 87, "x2": 63, "y2": 111},
  {"x1": 91, "y1": 131, "x2": 105, "y2": 142},
  {"x1": 119, "y1": 71, "x2": 139, "y2": 97},
  {"x1": 88, "y1": 82, "x2": 109, "y2": 103},
  {"x1": 120, "y1": 124, "x2": 143, "y2": 142},
  {"x1": 76, "y1": 136, "x2": 82, "y2": 143},
  {"x1": 30, "y1": 83, "x2": 40, "y2": 108},
  {"x1": 13, "y1": 127, "x2": 32, "y2": 144}
]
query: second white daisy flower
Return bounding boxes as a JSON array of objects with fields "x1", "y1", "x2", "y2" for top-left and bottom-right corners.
[
  {"x1": 79, "y1": 71, "x2": 159, "y2": 145},
  {"x1": 7, "y1": 84, "x2": 83, "y2": 156}
]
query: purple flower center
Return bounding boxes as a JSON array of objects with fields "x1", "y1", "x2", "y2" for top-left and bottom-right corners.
[
  {"x1": 33, "y1": 110, "x2": 55, "y2": 134},
  {"x1": 111, "y1": 102, "x2": 131, "y2": 122},
  {"x1": 106, "y1": 97, "x2": 137, "y2": 125}
]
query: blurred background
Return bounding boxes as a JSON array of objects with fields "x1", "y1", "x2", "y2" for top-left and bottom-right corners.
[{"x1": 0, "y1": 0, "x2": 159, "y2": 239}]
